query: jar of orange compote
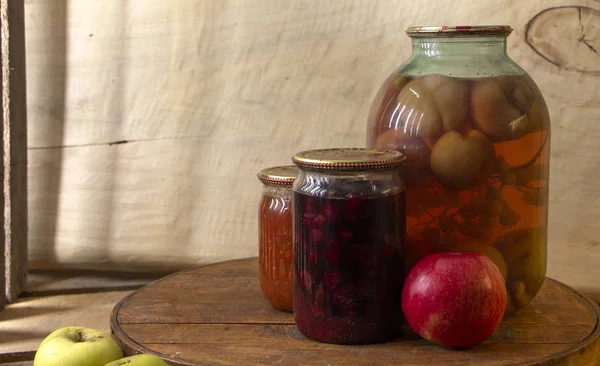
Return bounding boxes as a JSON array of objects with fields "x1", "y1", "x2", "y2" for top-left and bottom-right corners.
[
  {"x1": 367, "y1": 25, "x2": 551, "y2": 315},
  {"x1": 257, "y1": 166, "x2": 298, "y2": 312}
]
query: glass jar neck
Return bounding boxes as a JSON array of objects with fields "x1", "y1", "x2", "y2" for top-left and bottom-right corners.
[
  {"x1": 400, "y1": 36, "x2": 524, "y2": 78},
  {"x1": 262, "y1": 184, "x2": 292, "y2": 199},
  {"x1": 411, "y1": 36, "x2": 507, "y2": 57}
]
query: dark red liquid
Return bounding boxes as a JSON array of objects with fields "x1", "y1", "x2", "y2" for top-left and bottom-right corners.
[{"x1": 293, "y1": 191, "x2": 406, "y2": 344}]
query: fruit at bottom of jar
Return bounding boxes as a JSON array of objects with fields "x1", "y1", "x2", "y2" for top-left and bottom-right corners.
[
  {"x1": 401, "y1": 252, "x2": 507, "y2": 349},
  {"x1": 493, "y1": 227, "x2": 546, "y2": 310},
  {"x1": 511, "y1": 280, "x2": 531, "y2": 308},
  {"x1": 450, "y1": 242, "x2": 508, "y2": 279},
  {"x1": 395, "y1": 79, "x2": 443, "y2": 138},
  {"x1": 493, "y1": 228, "x2": 545, "y2": 279},
  {"x1": 430, "y1": 129, "x2": 496, "y2": 189},
  {"x1": 420, "y1": 74, "x2": 470, "y2": 131},
  {"x1": 471, "y1": 78, "x2": 541, "y2": 142}
]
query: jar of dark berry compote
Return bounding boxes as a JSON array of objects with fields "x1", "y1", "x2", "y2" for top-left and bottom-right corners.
[
  {"x1": 257, "y1": 165, "x2": 298, "y2": 312},
  {"x1": 291, "y1": 148, "x2": 406, "y2": 344}
]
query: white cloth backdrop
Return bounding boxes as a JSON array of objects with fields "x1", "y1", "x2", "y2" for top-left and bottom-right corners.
[{"x1": 24, "y1": 0, "x2": 600, "y2": 295}]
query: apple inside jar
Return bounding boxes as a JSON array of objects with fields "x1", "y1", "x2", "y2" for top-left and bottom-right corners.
[
  {"x1": 367, "y1": 72, "x2": 551, "y2": 314},
  {"x1": 293, "y1": 190, "x2": 405, "y2": 344}
]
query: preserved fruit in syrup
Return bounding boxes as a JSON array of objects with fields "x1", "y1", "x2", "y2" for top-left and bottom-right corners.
[{"x1": 367, "y1": 26, "x2": 550, "y2": 314}]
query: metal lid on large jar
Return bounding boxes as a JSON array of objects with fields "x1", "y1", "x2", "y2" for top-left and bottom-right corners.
[
  {"x1": 257, "y1": 165, "x2": 298, "y2": 186},
  {"x1": 406, "y1": 25, "x2": 513, "y2": 37},
  {"x1": 292, "y1": 148, "x2": 405, "y2": 171}
]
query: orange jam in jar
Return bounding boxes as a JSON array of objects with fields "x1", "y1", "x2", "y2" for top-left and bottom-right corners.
[{"x1": 257, "y1": 166, "x2": 298, "y2": 312}]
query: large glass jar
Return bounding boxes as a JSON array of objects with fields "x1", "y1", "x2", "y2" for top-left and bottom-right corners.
[
  {"x1": 291, "y1": 148, "x2": 406, "y2": 344},
  {"x1": 366, "y1": 25, "x2": 550, "y2": 315},
  {"x1": 257, "y1": 166, "x2": 298, "y2": 312}
]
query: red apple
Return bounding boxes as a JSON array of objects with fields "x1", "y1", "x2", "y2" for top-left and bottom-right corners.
[{"x1": 401, "y1": 252, "x2": 507, "y2": 349}]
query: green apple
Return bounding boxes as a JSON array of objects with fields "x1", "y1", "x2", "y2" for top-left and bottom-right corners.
[
  {"x1": 34, "y1": 326, "x2": 123, "y2": 366},
  {"x1": 104, "y1": 354, "x2": 169, "y2": 366}
]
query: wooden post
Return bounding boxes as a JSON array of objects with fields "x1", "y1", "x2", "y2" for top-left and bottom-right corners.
[
  {"x1": 1, "y1": 0, "x2": 28, "y2": 303},
  {"x1": 0, "y1": 2, "x2": 4, "y2": 311}
]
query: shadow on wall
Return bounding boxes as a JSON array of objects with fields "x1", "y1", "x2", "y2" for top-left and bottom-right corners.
[
  {"x1": 26, "y1": 0, "x2": 68, "y2": 266},
  {"x1": 27, "y1": 0, "x2": 127, "y2": 269},
  {"x1": 26, "y1": 1, "x2": 218, "y2": 272}
]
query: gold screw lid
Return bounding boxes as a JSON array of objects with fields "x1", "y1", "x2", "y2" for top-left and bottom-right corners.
[
  {"x1": 406, "y1": 25, "x2": 513, "y2": 37},
  {"x1": 292, "y1": 148, "x2": 405, "y2": 171},
  {"x1": 257, "y1": 165, "x2": 298, "y2": 186}
]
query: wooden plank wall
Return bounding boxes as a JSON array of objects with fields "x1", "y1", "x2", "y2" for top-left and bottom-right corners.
[{"x1": 23, "y1": 1, "x2": 600, "y2": 295}]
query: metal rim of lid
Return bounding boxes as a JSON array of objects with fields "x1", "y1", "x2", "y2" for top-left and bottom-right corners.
[
  {"x1": 406, "y1": 25, "x2": 513, "y2": 37},
  {"x1": 257, "y1": 165, "x2": 298, "y2": 186},
  {"x1": 292, "y1": 148, "x2": 405, "y2": 171}
]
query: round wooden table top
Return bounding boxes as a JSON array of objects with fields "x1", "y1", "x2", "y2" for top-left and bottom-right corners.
[{"x1": 110, "y1": 258, "x2": 600, "y2": 365}]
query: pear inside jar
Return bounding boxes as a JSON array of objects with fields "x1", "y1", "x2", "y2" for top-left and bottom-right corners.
[
  {"x1": 471, "y1": 77, "x2": 545, "y2": 142},
  {"x1": 430, "y1": 129, "x2": 496, "y2": 189},
  {"x1": 367, "y1": 73, "x2": 550, "y2": 314},
  {"x1": 391, "y1": 75, "x2": 470, "y2": 138}
]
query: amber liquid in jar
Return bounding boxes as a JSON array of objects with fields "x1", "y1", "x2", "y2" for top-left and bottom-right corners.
[
  {"x1": 368, "y1": 73, "x2": 550, "y2": 314},
  {"x1": 258, "y1": 166, "x2": 296, "y2": 312},
  {"x1": 293, "y1": 191, "x2": 406, "y2": 344}
]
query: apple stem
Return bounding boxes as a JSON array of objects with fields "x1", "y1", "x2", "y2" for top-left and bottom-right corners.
[{"x1": 76, "y1": 330, "x2": 85, "y2": 342}]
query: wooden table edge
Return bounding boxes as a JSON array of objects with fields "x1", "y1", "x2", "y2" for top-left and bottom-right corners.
[
  {"x1": 109, "y1": 261, "x2": 227, "y2": 366},
  {"x1": 109, "y1": 258, "x2": 600, "y2": 366},
  {"x1": 531, "y1": 279, "x2": 600, "y2": 365}
]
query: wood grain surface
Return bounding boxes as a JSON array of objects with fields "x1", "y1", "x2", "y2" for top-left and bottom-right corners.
[
  {"x1": 110, "y1": 258, "x2": 600, "y2": 366},
  {"x1": 0, "y1": 290, "x2": 133, "y2": 362},
  {"x1": 3, "y1": 0, "x2": 28, "y2": 304},
  {"x1": 0, "y1": 271, "x2": 157, "y2": 362},
  {"x1": 22, "y1": 1, "x2": 600, "y2": 297},
  {"x1": 0, "y1": 2, "x2": 5, "y2": 311}
]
